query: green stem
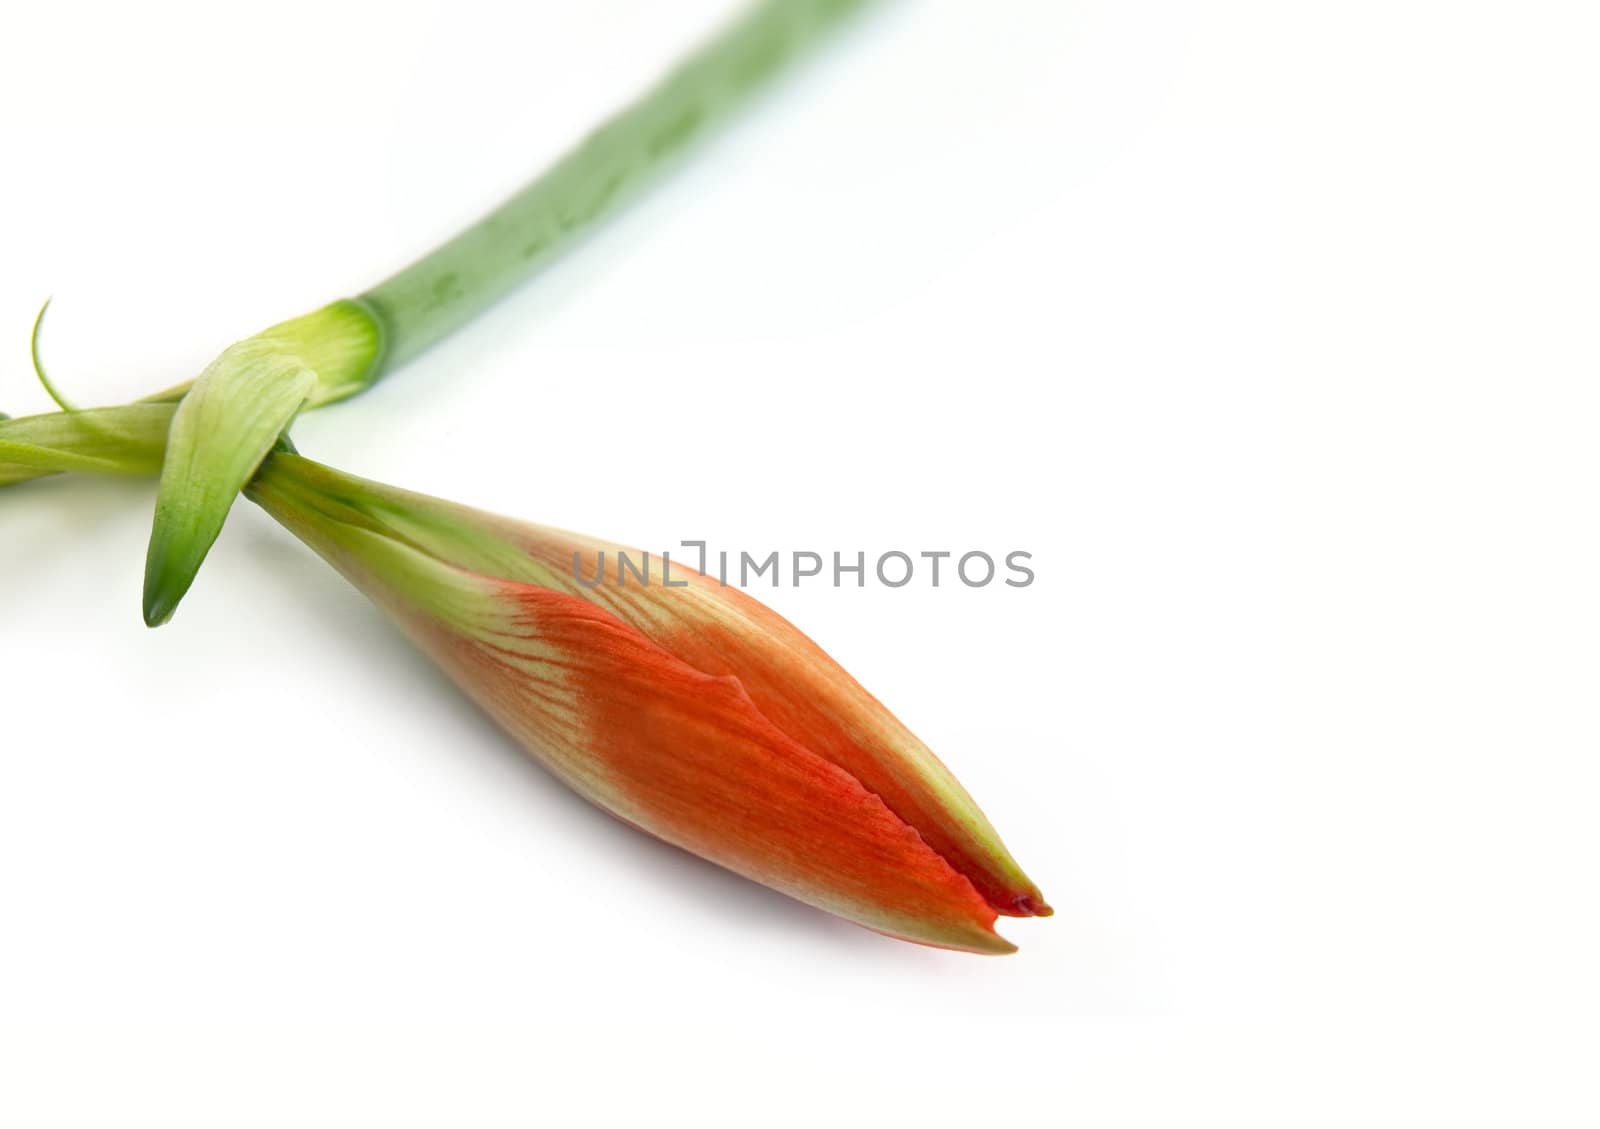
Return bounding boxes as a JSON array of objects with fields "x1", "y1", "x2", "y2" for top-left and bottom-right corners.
[{"x1": 359, "y1": 0, "x2": 875, "y2": 371}]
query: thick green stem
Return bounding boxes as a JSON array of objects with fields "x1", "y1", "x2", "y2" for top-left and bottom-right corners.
[{"x1": 359, "y1": 0, "x2": 875, "y2": 371}]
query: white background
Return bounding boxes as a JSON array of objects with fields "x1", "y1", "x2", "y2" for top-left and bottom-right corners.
[{"x1": 0, "y1": 0, "x2": 1595, "y2": 1124}]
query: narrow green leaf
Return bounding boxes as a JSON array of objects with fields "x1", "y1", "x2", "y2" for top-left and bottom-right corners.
[
  {"x1": 0, "y1": 403, "x2": 176, "y2": 486},
  {"x1": 140, "y1": 301, "x2": 383, "y2": 626},
  {"x1": 142, "y1": 343, "x2": 316, "y2": 626}
]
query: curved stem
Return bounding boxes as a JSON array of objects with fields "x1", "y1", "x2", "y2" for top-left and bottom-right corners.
[{"x1": 359, "y1": 0, "x2": 875, "y2": 372}]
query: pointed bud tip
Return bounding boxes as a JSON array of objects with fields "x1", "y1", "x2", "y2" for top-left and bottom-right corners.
[
  {"x1": 1012, "y1": 893, "x2": 1054, "y2": 918},
  {"x1": 141, "y1": 562, "x2": 189, "y2": 627}
]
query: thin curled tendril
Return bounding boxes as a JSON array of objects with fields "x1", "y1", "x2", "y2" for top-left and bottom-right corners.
[
  {"x1": 31, "y1": 298, "x2": 79, "y2": 412},
  {"x1": 16, "y1": 300, "x2": 131, "y2": 449}
]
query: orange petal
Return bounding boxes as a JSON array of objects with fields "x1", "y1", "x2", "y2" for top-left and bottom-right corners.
[
  {"x1": 429, "y1": 583, "x2": 1015, "y2": 952},
  {"x1": 410, "y1": 511, "x2": 1048, "y2": 917},
  {"x1": 293, "y1": 467, "x2": 1049, "y2": 918},
  {"x1": 250, "y1": 464, "x2": 1015, "y2": 952}
]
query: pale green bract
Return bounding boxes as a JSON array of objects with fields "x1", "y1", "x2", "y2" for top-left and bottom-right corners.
[{"x1": 140, "y1": 301, "x2": 383, "y2": 625}]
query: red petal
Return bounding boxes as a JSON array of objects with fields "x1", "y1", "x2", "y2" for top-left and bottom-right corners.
[{"x1": 405, "y1": 581, "x2": 1016, "y2": 954}]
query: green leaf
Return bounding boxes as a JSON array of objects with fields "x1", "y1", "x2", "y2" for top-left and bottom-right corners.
[
  {"x1": 0, "y1": 403, "x2": 176, "y2": 486},
  {"x1": 140, "y1": 301, "x2": 384, "y2": 626},
  {"x1": 142, "y1": 342, "x2": 316, "y2": 626}
]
